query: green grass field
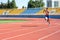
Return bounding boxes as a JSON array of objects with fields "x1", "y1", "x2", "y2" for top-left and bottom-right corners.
[{"x1": 0, "y1": 20, "x2": 28, "y2": 24}]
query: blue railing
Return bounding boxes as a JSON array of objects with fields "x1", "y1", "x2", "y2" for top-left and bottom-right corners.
[{"x1": 0, "y1": 15, "x2": 60, "y2": 19}]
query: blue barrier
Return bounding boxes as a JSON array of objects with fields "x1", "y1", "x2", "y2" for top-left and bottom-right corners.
[{"x1": 0, "y1": 15, "x2": 60, "y2": 19}]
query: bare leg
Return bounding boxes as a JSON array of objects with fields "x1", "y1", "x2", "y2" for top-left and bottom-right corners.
[
  {"x1": 47, "y1": 18, "x2": 50, "y2": 24},
  {"x1": 45, "y1": 17, "x2": 50, "y2": 25}
]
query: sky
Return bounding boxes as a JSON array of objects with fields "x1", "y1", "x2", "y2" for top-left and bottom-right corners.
[{"x1": 0, "y1": 0, "x2": 29, "y2": 9}]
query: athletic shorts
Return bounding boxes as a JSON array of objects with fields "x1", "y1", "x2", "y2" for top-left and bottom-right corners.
[{"x1": 45, "y1": 15, "x2": 49, "y2": 19}]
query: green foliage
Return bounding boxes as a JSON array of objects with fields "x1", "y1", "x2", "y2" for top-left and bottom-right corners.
[
  {"x1": 22, "y1": 6, "x2": 25, "y2": 8},
  {"x1": 0, "y1": 2, "x2": 3, "y2": 8},
  {"x1": 11, "y1": 0, "x2": 17, "y2": 8},
  {"x1": 0, "y1": 0, "x2": 17, "y2": 9},
  {"x1": 7, "y1": 0, "x2": 10, "y2": 8},
  {"x1": 28, "y1": 0, "x2": 44, "y2": 8},
  {"x1": 28, "y1": 1, "x2": 35, "y2": 8}
]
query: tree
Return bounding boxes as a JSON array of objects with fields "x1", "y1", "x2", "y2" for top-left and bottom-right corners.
[
  {"x1": 28, "y1": 0, "x2": 35, "y2": 8},
  {"x1": 22, "y1": 6, "x2": 25, "y2": 8},
  {"x1": 0, "y1": 0, "x2": 18, "y2": 9},
  {"x1": 27, "y1": 0, "x2": 44, "y2": 8},
  {"x1": 1, "y1": 2, "x2": 3, "y2": 8},
  {"x1": 7, "y1": 0, "x2": 10, "y2": 8},
  {"x1": 39, "y1": 0, "x2": 44, "y2": 7},
  {"x1": 11, "y1": 0, "x2": 17, "y2": 8}
]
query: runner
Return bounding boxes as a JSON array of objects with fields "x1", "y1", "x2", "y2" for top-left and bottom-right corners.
[{"x1": 43, "y1": 8, "x2": 50, "y2": 25}]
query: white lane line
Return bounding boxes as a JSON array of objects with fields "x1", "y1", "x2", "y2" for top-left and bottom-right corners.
[
  {"x1": 0, "y1": 23, "x2": 59, "y2": 34},
  {"x1": 0, "y1": 28, "x2": 31, "y2": 30},
  {"x1": 2, "y1": 26, "x2": 57, "y2": 40},
  {"x1": 0, "y1": 28, "x2": 35, "y2": 34},
  {"x1": 38, "y1": 30, "x2": 60, "y2": 40},
  {"x1": 0, "y1": 29, "x2": 25, "y2": 34},
  {"x1": 0, "y1": 29, "x2": 22, "y2": 30}
]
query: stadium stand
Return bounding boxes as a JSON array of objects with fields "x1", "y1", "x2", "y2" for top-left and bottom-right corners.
[
  {"x1": 36, "y1": 8, "x2": 60, "y2": 15},
  {"x1": 36, "y1": 8, "x2": 44, "y2": 15},
  {"x1": 48, "y1": 8, "x2": 60, "y2": 15},
  {"x1": 56, "y1": 8, "x2": 60, "y2": 14},
  {"x1": 20, "y1": 8, "x2": 42, "y2": 15},
  {"x1": 0, "y1": 8, "x2": 60, "y2": 15},
  {"x1": 9, "y1": 9, "x2": 25, "y2": 15},
  {"x1": 0, "y1": 9, "x2": 5, "y2": 15}
]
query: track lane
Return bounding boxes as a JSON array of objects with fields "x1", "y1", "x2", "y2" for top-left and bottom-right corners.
[{"x1": 2, "y1": 25, "x2": 60, "y2": 40}]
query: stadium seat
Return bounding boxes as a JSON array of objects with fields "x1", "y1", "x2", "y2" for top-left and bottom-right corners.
[
  {"x1": 36, "y1": 8, "x2": 44, "y2": 15},
  {"x1": 56, "y1": 8, "x2": 60, "y2": 14},
  {"x1": 36, "y1": 8, "x2": 59, "y2": 15},
  {"x1": 20, "y1": 8, "x2": 42, "y2": 15},
  {"x1": 0, "y1": 9, "x2": 5, "y2": 15},
  {"x1": 9, "y1": 9, "x2": 25, "y2": 15}
]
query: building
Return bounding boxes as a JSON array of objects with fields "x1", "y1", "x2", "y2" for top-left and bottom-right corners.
[{"x1": 44, "y1": 0, "x2": 60, "y2": 8}]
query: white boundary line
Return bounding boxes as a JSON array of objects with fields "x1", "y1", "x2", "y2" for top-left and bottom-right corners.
[
  {"x1": 0, "y1": 23, "x2": 59, "y2": 34},
  {"x1": 0, "y1": 28, "x2": 24, "y2": 30},
  {"x1": 2, "y1": 26, "x2": 58, "y2": 40},
  {"x1": 0, "y1": 29, "x2": 25, "y2": 34},
  {"x1": 38, "y1": 30, "x2": 60, "y2": 40},
  {"x1": 0, "y1": 27, "x2": 36, "y2": 34}
]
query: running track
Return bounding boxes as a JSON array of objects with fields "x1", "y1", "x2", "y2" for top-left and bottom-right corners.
[{"x1": 0, "y1": 18, "x2": 60, "y2": 40}]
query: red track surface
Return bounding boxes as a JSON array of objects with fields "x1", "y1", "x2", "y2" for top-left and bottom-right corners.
[{"x1": 0, "y1": 18, "x2": 60, "y2": 40}]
